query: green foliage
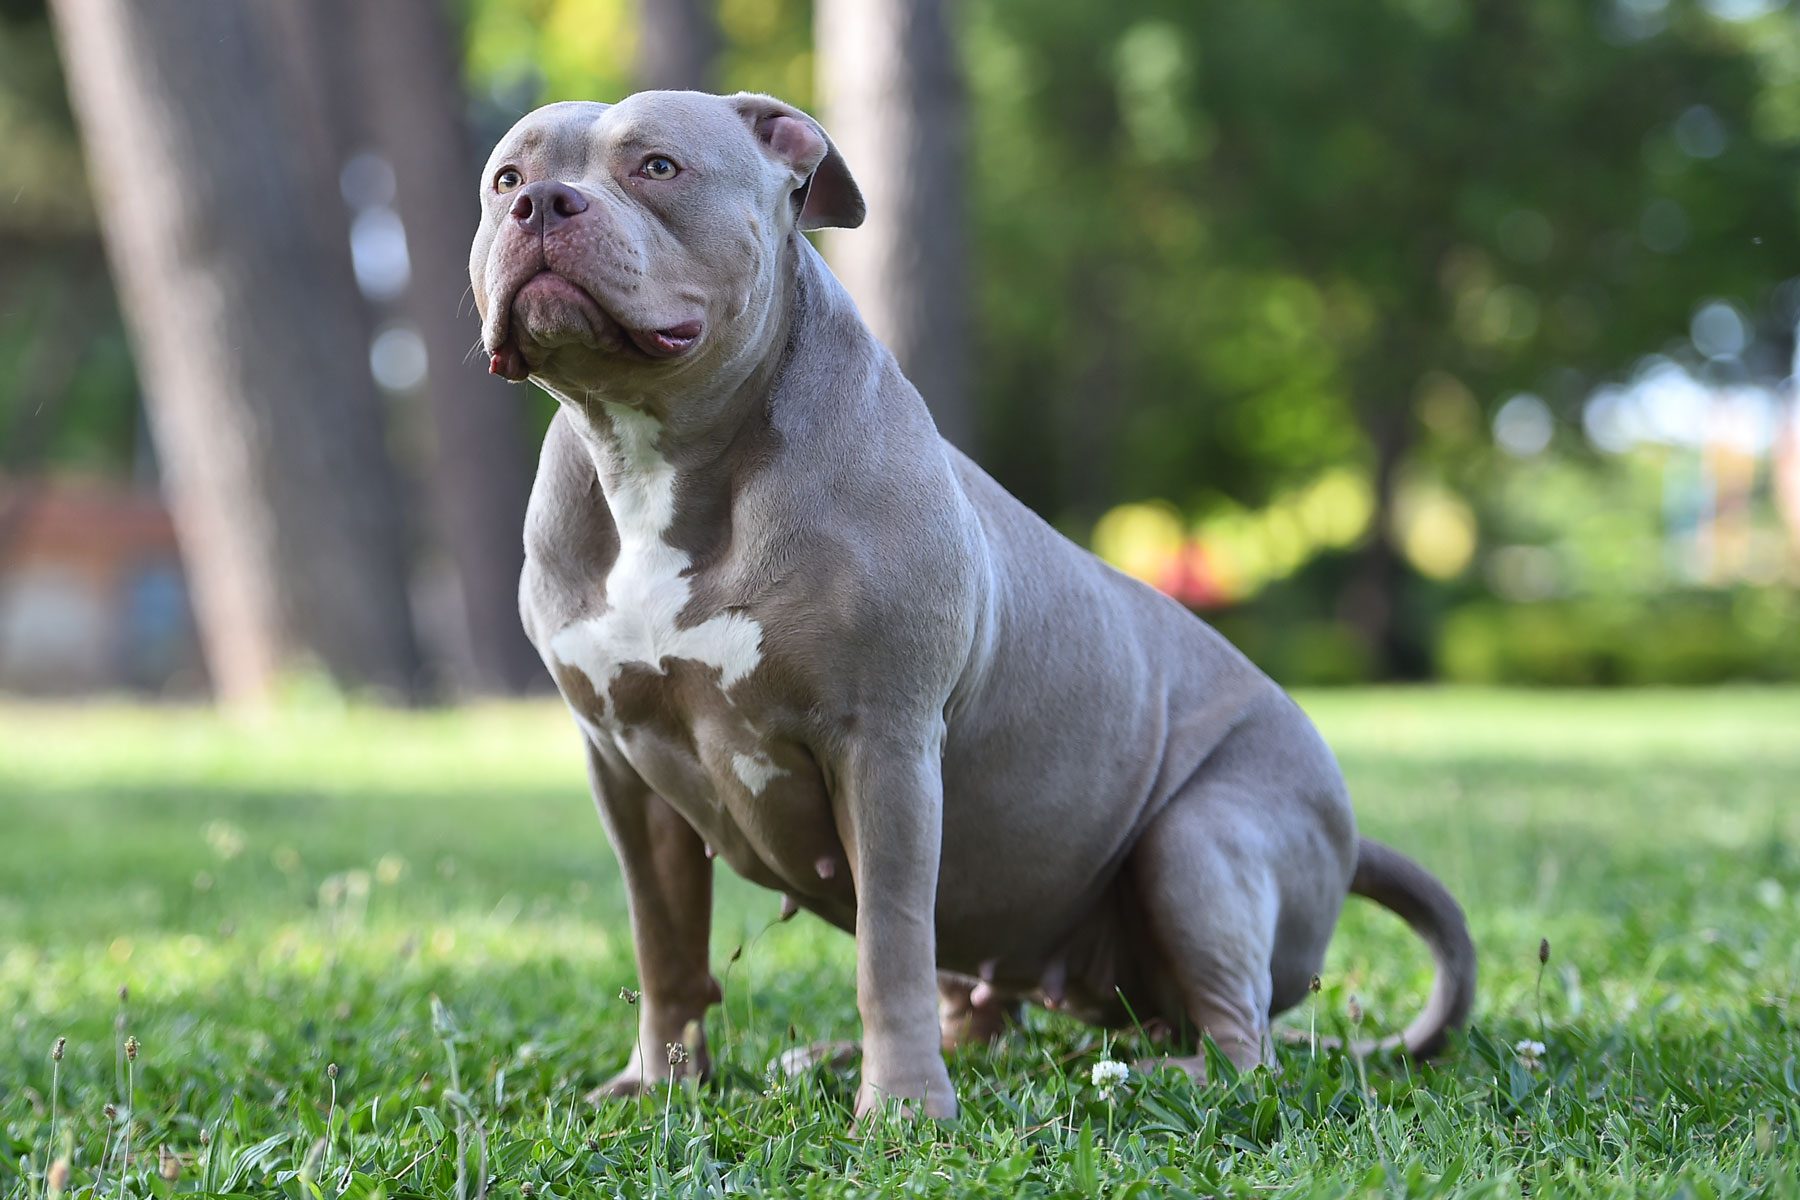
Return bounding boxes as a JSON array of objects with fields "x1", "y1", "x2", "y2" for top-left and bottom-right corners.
[
  {"x1": 462, "y1": 0, "x2": 816, "y2": 109},
  {"x1": 967, "y1": 0, "x2": 1800, "y2": 520},
  {"x1": 0, "y1": 1, "x2": 90, "y2": 238},
  {"x1": 453, "y1": 0, "x2": 1800, "y2": 526},
  {"x1": 3, "y1": 692, "x2": 1799, "y2": 1196},
  {"x1": 0, "y1": 3, "x2": 139, "y2": 474},
  {"x1": 1441, "y1": 588, "x2": 1800, "y2": 684},
  {"x1": 0, "y1": 251, "x2": 138, "y2": 475}
]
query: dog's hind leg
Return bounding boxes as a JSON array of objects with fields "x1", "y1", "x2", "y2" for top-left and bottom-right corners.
[
  {"x1": 1127, "y1": 801, "x2": 1279, "y2": 1079},
  {"x1": 937, "y1": 971, "x2": 1020, "y2": 1051},
  {"x1": 1125, "y1": 762, "x2": 1354, "y2": 1082}
]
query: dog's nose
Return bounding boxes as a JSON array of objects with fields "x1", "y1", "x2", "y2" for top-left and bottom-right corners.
[{"x1": 510, "y1": 181, "x2": 589, "y2": 235}]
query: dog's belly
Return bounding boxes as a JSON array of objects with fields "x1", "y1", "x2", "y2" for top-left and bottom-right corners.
[{"x1": 555, "y1": 655, "x2": 1142, "y2": 964}]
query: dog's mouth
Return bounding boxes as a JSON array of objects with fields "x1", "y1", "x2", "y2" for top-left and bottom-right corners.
[{"x1": 486, "y1": 271, "x2": 703, "y2": 381}]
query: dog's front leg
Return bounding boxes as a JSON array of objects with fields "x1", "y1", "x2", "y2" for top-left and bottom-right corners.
[
  {"x1": 839, "y1": 737, "x2": 957, "y2": 1123},
  {"x1": 583, "y1": 740, "x2": 719, "y2": 1099}
]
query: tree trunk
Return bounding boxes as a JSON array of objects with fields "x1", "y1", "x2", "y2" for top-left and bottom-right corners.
[
  {"x1": 634, "y1": 0, "x2": 721, "y2": 92},
  {"x1": 350, "y1": 0, "x2": 544, "y2": 694},
  {"x1": 815, "y1": 0, "x2": 973, "y2": 450},
  {"x1": 1058, "y1": 259, "x2": 1121, "y2": 526},
  {"x1": 49, "y1": 0, "x2": 425, "y2": 705},
  {"x1": 267, "y1": 0, "x2": 369, "y2": 177},
  {"x1": 1339, "y1": 404, "x2": 1421, "y2": 680}
]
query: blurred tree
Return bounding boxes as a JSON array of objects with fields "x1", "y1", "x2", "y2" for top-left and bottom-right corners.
[
  {"x1": 634, "y1": 0, "x2": 720, "y2": 91},
  {"x1": 48, "y1": 0, "x2": 426, "y2": 704},
  {"x1": 17, "y1": 0, "x2": 1800, "y2": 691},
  {"x1": 0, "y1": 1, "x2": 137, "y2": 479},
  {"x1": 350, "y1": 0, "x2": 544, "y2": 694},
  {"x1": 816, "y1": 0, "x2": 972, "y2": 449}
]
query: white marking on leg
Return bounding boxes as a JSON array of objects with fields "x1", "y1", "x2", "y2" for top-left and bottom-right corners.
[{"x1": 550, "y1": 403, "x2": 764, "y2": 719}]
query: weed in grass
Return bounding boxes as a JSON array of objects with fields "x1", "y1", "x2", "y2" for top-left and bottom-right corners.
[
  {"x1": 1303, "y1": 973, "x2": 1330, "y2": 1064},
  {"x1": 41, "y1": 1038, "x2": 63, "y2": 1198},
  {"x1": 93, "y1": 1103, "x2": 117, "y2": 1196},
  {"x1": 322, "y1": 1061, "x2": 339, "y2": 1178},
  {"x1": 115, "y1": 1036, "x2": 136, "y2": 1200},
  {"x1": 1536, "y1": 936, "x2": 1552, "y2": 1045},
  {"x1": 431, "y1": 994, "x2": 491, "y2": 1200}
]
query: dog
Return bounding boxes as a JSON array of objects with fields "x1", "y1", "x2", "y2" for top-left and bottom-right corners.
[{"x1": 469, "y1": 89, "x2": 1476, "y2": 1122}]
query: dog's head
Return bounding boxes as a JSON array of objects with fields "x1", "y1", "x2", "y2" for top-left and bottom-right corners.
[{"x1": 470, "y1": 91, "x2": 863, "y2": 398}]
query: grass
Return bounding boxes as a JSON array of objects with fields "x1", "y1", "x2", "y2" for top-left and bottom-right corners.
[{"x1": 1, "y1": 687, "x2": 1797, "y2": 1198}]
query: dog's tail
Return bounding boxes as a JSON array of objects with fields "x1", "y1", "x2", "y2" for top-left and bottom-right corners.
[{"x1": 1343, "y1": 837, "x2": 1476, "y2": 1057}]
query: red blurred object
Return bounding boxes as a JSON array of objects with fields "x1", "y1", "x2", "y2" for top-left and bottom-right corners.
[
  {"x1": 0, "y1": 476, "x2": 205, "y2": 694},
  {"x1": 1157, "y1": 538, "x2": 1230, "y2": 609}
]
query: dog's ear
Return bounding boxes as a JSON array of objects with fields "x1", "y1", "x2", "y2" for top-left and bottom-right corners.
[{"x1": 731, "y1": 93, "x2": 866, "y2": 231}]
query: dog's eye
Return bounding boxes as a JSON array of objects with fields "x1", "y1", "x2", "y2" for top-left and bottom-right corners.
[
  {"x1": 494, "y1": 167, "x2": 523, "y2": 193},
  {"x1": 640, "y1": 156, "x2": 680, "y2": 181}
]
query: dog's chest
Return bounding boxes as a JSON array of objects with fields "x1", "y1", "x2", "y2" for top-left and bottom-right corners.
[
  {"x1": 546, "y1": 559, "x2": 808, "y2": 854},
  {"x1": 548, "y1": 535, "x2": 762, "y2": 724},
  {"x1": 548, "y1": 598, "x2": 843, "y2": 894},
  {"x1": 532, "y1": 402, "x2": 849, "y2": 899},
  {"x1": 546, "y1": 405, "x2": 764, "y2": 714},
  {"x1": 538, "y1": 403, "x2": 838, "y2": 869}
]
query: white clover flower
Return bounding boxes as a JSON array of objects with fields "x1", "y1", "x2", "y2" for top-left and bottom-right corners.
[
  {"x1": 1514, "y1": 1039, "x2": 1546, "y2": 1071},
  {"x1": 1090, "y1": 1058, "x2": 1130, "y2": 1098}
]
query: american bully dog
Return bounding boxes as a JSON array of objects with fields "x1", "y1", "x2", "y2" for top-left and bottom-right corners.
[{"x1": 469, "y1": 89, "x2": 1476, "y2": 1122}]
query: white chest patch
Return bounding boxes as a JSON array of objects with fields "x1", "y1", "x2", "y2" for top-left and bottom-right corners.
[
  {"x1": 731, "y1": 750, "x2": 784, "y2": 796},
  {"x1": 550, "y1": 403, "x2": 766, "y2": 728}
]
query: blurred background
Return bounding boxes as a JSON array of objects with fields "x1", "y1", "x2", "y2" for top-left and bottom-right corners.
[{"x1": 3, "y1": 0, "x2": 1798, "y2": 707}]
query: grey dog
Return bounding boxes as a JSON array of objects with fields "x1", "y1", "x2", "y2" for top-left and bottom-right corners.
[{"x1": 469, "y1": 89, "x2": 1476, "y2": 1122}]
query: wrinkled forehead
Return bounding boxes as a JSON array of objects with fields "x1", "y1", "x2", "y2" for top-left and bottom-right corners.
[
  {"x1": 483, "y1": 93, "x2": 755, "y2": 179},
  {"x1": 485, "y1": 100, "x2": 610, "y2": 171}
]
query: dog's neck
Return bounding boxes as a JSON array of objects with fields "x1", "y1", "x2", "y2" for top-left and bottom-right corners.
[{"x1": 545, "y1": 235, "x2": 837, "y2": 558}]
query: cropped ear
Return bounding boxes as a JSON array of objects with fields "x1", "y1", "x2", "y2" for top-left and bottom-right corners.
[{"x1": 731, "y1": 93, "x2": 866, "y2": 231}]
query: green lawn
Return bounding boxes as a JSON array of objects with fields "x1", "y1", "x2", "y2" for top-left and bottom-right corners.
[{"x1": 2, "y1": 689, "x2": 1797, "y2": 1198}]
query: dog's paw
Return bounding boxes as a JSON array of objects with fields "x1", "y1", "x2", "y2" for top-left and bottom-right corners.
[
  {"x1": 584, "y1": 1040, "x2": 710, "y2": 1104},
  {"x1": 774, "y1": 1038, "x2": 860, "y2": 1077},
  {"x1": 583, "y1": 1064, "x2": 658, "y2": 1104},
  {"x1": 851, "y1": 1066, "x2": 958, "y2": 1128},
  {"x1": 938, "y1": 986, "x2": 1020, "y2": 1051},
  {"x1": 1132, "y1": 1053, "x2": 1207, "y2": 1085}
]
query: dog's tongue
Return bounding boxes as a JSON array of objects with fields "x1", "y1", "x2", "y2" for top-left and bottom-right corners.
[
  {"x1": 488, "y1": 343, "x2": 530, "y2": 382},
  {"x1": 625, "y1": 320, "x2": 703, "y2": 359}
]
